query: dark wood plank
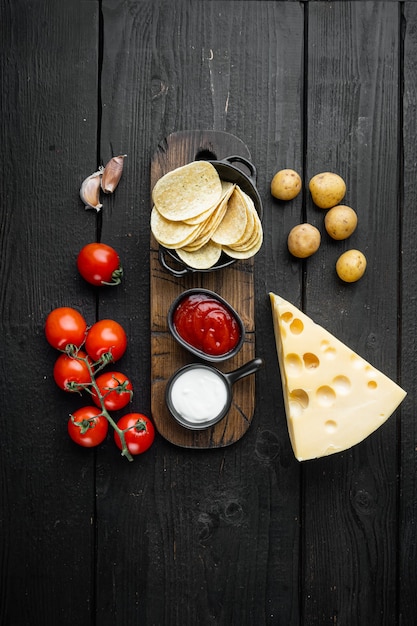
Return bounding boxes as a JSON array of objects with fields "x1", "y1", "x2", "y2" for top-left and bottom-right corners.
[
  {"x1": 0, "y1": 1, "x2": 99, "y2": 625},
  {"x1": 95, "y1": 1, "x2": 303, "y2": 624},
  {"x1": 303, "y1": 3, "x2": 401, "y2": 624},
  {"x1": 94, "y1": 2, "x2": 161, "y2": 623},
  {"x1": 400, "y1": 3, "x2": 417, "y2": 622}
]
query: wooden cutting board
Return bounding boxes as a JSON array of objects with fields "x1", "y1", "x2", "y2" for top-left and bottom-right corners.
[{"x1": 150, "y1": 130, "x2": 258, "y2": 448}]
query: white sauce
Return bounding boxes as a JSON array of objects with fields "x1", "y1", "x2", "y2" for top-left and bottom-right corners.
[{"x1": 170, "y1": 367, "x2": 228, "y2": 423}]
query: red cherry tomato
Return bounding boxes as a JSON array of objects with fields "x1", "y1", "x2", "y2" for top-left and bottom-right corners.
[
  {"x1": 85, "y1": 319, "x2": 127, "y2": 363},
  {"x1": 68, "y1": 406, "x2": 108, "y2": 447},
  {"x1": 92, "y1": 371, "x2": 133, "y2": 411},
  {"x1": 53, "y1": 351, "x2": 92, "y2": 391},
  {"x1": 77, "y1": 243, "x2": 123, "y2": 287},
  {"x1": 114, "y1": 413, "x2": 155, "y2": 455},
  {"x1": 45, "y1": 307, "x2": 87, "y2": 350}
]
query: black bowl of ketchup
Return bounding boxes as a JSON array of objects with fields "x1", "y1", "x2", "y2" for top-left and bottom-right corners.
[{"x1": 167, "y1": 288, "x2": 245, "y2": 363}]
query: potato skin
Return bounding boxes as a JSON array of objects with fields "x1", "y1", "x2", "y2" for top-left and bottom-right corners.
[
  {"x1": 271, "y1": 169, "x2": 301, "y2": 201},
  {"x1": 287, "y1": 223, "x2": 321, "y2": 258},
  {"x1": 336, "y1": 249, "x2": 367, "y2": 282},
  {"x1": 309, "y1": 172, "x2": 346, "y2": 209},
  {"x1": 324, "y1": 205, "x2": 358, "y2": 240}
]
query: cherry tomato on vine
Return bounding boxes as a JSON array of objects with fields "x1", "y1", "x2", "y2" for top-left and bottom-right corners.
[
  {"x1": 68, "y1": 406, "x2": 108, "y2": 448},
  {"x1": 92, "y1": 371, "x2": 133, "y2": 411},
  {"x1": 53, "y1": 351, "x2": 92, "y2": 391},
  {"x1": 45, "y1": 307, "x2": 87, "y2": 350},
  {"x1": 114, "y1": 413, "x2": 155, "y2": 455},
  {"x1": 77, "y1": 243, "x2": 123, "y2": 287},
  {"x1": 85, "y1": 319, "x2": 127, "y2": 363}
]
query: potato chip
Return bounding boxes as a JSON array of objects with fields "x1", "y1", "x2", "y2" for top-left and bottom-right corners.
[
  {"x1": 232, "y1": 203, "x2": 255, "y2": 247},
  {"x1": 235, "y1": 214, "x2": 262, "y2": 250},
  {"x1": 152, "y1": 161, "x2": 222, "y2": 221},
  {"x1": 222, "y1": 228, "x2": 263, "y2": 258},
  {"x1": 218, "y1": 180, "x2": 235, "y2": 200},
  {"x1": 175, "y1": 240, "x2": 222, "y2": 269},
  {"x1": 183, "y1": 181, "x2": 234, "y2": 225},
  {"x1": 183, "y1": 205, "x2": 216, "y2": 225},
  {"x1": 211, "y1": 186, "x2": 248, "y2": 245},
  {"x1": 151, "y1": 206, "x2": 201, "y2": 248},
  {"x1": 182, "y1": 183, "x2": 235, "y2": 251},
  {"x1": 229, "y1": 229, "x2": 260, "y2": 252}
]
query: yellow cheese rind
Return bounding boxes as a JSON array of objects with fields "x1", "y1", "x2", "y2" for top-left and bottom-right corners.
[{"x1": 269, "y1": 292, "x2": 406, "y2": 461}]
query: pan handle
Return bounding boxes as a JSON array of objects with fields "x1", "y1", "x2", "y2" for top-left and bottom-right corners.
[
  {"x1": 221, "y1": 155, "x2": 257, "y2": 184},
  {"x1": 223, "y1": 357, "x2": 264, "y2": 386},
  {"x1": 158, "y1": 248, "x2": 192, "y2": 277}
]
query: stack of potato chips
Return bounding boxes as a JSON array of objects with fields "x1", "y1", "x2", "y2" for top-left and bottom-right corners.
[{"x1": 151, "y1": 161, "x2": 263, "y2": 270}]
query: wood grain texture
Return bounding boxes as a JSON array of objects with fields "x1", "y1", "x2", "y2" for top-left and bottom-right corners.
[
  {"x1": 400, "y1": 3, "x2": 417, "y2": 623},
  {"x1": 303, "y1": 3, "x2": 401, "y2": 624},
  {"x1": 0, "y1": 1, "x2": 99, "y2": 625}
]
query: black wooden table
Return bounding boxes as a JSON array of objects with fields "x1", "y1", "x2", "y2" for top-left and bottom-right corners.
[{"x1": 1, "y1": 2, "x2": 416, "y2": 624}]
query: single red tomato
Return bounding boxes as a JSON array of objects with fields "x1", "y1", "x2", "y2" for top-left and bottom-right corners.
[
  {"x1": 114, "y1": 413, "x2": 155, "y2": 455},
  {"x1": 68, "y1": 406, "x2": 108, "y2": 447},
  {"x1": 85, "y1": 319, "x2": 127, "y2": 363},
  {"x1": 53, "y1": 350, "x2": 92, "y2": 391},
  {"x1": 77, "y1": 242, "x2": 123, "y2": 286},
  {"x1": 92, "y1": 371, "x2": 133, "y2": 411},
  {"x1": 45, "y1": 307, "x2": 87, "y2": 350}
]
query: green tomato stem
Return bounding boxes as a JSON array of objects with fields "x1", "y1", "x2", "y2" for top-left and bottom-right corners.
[
  {"x1": 73, "y1": 351, "x2": 134, "y2": 462},
  {"x1": 101, "y1": 267, "x2": 123, "y2": 287}
]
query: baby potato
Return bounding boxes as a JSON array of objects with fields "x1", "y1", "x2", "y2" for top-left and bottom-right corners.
[
  {"x1": 309, "y1": 172, "x2": 346, "y2": 209},
  {"x1": 324, "y1": 205, "x2": 358, "y2": 240},
  {"x1": 336, "y1": 249, "x2": 367, "y2": 283},
  {"x1": 287, "y1": 223, "x2": 321, "y2": 258},
  {"x1": 271, "y1": 169, "x2": 302, "y2": 201}
]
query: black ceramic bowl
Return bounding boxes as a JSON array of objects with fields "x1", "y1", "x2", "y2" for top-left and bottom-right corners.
[
  {"x1": 165, "y1": 358, "x2": 264, "y2": 430},
  {"x1": 158, "y1": 155, "x2": 263, "y2": 277},
  {"x1": 168, "y1": 288, "x2": 245, "y2": 363}
]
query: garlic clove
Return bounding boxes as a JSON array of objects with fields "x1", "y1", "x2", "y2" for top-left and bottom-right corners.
[
  {"x1": 80, "y1": 170, "x2": 103, "y2": 211},
  {"x1": 101, "y1": 154, "x2": 127, "y2": 194}
]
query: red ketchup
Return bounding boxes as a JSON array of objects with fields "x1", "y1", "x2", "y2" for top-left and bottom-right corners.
[{"x1": 173, "y1": 293, "x2": 241, "y2": 356}]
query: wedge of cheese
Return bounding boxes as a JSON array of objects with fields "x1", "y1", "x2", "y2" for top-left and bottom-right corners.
[{"x1": 270, "y1": 292, "x2": 406, "y2": 461}]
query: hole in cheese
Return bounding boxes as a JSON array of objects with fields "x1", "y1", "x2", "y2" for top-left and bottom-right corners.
[
  {"x1": 285, "y1": 353, "x2": 303, "y2": 375},
  {"x1": 350, "y1": 353, "x2": 364, "y2": 369},
  {"x1": 332, "y1": 375, "x2": 351, "y2": 395},
  {"x1": 289, "y1": 388, "x2": 309, "y2": 410},
  {"x1": 316, "y1": 385, "x2": 336, "y2": 407},
  {"x1": 290, "y1": 318, "x2": 304, "y2": 335},
  {"x1": 325, "y1": 420, "x2": 337, "y2": 433},
  {"x1": 303, "y1": 353, "x2": 320, "y2": 369},
  {"x1": 281, "y1": 311, "x2": 293, "y2": 323},
  {"x1": 320, "y1": 340, "x2": 336, "y2": 359},
  {"x1": 368, "y1": 380, "x2": 377, "y2": 390}
]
